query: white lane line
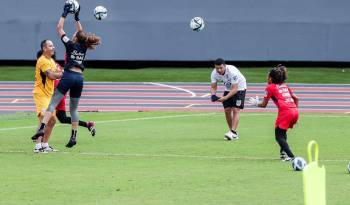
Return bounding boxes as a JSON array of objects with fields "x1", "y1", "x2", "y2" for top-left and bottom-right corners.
[
  {"x1": 201, "y1": 93, "x2": 210, "y2": 98},
  {"x1": 184, "y1": 104, "x2": 196, "y2": 108},
  {"x1": 0, "y1": 112, "x2": 348, "y2": 132},
  {"x1": 148, "y1": 82, "x2": 196, "y2": 97},
  {"x1": 11, "y1": 99, "x2": 19, "y2": 103},
  {"x1": 0, "y1": 113, "x2": 217, "y2": 131},
  {"x1": 0, "y1": 150, "x2": 348, "y2": 162}
]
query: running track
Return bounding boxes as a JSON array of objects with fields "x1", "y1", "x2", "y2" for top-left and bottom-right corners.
[{"x1": 0, "y1": 82, "x2": 350, "y2": 113}]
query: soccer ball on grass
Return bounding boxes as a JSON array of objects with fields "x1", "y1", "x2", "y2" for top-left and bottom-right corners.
[{"x1": 292, "y1": 157, "x2": 307, "y2": 171}]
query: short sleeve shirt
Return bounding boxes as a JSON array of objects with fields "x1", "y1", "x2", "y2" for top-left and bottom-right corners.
[
  {"x1": 264, "y1": 83, "x2": 297, "y2": 111},
  {"x1": 211, "y1": 65, "x2": 247, "y2": 91}
]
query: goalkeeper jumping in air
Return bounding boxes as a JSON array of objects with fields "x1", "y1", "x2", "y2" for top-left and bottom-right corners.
[
  {"x1": 31, "y1": 1, "x2": 101, "y2": 148},
  {"x1": 249, "y1": 65, "x2": 299, "y2": 161}
]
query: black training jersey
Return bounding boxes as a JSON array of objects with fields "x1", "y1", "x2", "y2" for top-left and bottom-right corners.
[{"x1": 61, "y1": 34, "x2": 87, "y2": 71}]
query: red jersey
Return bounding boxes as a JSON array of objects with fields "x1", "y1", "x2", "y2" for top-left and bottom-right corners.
[{"x1": 264, "y1": 83, "x2": 297, "y2": 111}]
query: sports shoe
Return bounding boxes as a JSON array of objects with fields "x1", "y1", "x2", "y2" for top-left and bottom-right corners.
[
  {"x1": 33, "y1": 148, "x2": 48, "y2": 154},
  {"x1": 31, "y1": 129, "x2": 44, "y2": 141},
  {"x1": 42, "y1": 146, "x2": 58, "y2": 152},
  {"x1": 280, "y1": 152, "x2": 294, "y2": 161},
  {"x1": 66, "y1": 136, "x2": 77, "y2": 148},
  {"x1": 87, "y1": 121, "x2": 96, "y2": 137},
  {"x1": 280, "y1": 151, "x2": 287, "y2": 160},
  {"x1": 224, "y1": 131, "x2": 239, "y2": 141}
]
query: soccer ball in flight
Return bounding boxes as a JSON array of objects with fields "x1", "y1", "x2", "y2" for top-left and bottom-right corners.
[
  {"x1": 94, "y1": 6, "x2": 108, "y2": 20},
  {"x1": 190, "y1": 17, "x2": 205, "y2": 32}
]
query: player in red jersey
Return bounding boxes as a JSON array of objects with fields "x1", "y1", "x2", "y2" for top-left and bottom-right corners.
[
  {"x1": 53, "y1": 56, "x2": 96, "y2": 137},
  {"x1": 249, "y1": 65, "x2": 299, "y2": 161}
]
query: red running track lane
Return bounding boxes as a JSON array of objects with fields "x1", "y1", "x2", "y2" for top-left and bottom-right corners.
[{"x1": 0, "y1": 82, "x2": 350, "y2": 113}]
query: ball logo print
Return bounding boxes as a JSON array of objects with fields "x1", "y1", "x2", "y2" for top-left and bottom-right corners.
[
  {"x1": 65, "y1": 0, "x2": 79, "y2": 14},
  {"x1": 190, "y1": 17, "x2": 205, "y2": 31},
  {"x1": 292, "y1": 157, "x2": 307, "y2": 171},
  {"x1": 94, "y1": 6, "x2": 108, "y2": 20}
]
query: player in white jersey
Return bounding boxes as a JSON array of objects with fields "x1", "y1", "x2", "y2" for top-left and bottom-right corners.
[{"x1": 210, "y1": 58, "x2": 247, "y2": 140}]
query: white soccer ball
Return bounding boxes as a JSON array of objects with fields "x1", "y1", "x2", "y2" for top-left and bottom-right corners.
[
  {"x1": 190, "y1": 17, "x2": 205, "y2": 32},
  {"x1": 65, "y1": 0, "x2": 79, "y2": 14},
  {"x1": 347, "y1": 161, "x2": 350, "y2": 173},
  {"x1": 292, "y1": 157, "x2": 307, "y2": 171},
  {"x1": 94, "y1": 6, "x2": 108, "y2": 20}
]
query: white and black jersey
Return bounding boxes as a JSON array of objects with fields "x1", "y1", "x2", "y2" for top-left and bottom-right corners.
[
  {"x1": 61, "y1": 35, "x2": 87, "y2": 71},
  {"x1": 211, "y1": 65, "x2": 247, "y2": 91}
]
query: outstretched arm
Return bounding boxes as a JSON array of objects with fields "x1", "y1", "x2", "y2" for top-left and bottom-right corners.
[
  {"x1": 75, "y1": 20, "x2": 83, "y2": 32},
  {"x1": 57, "y1": 17, "x2": 66, "y2": 38},
  {"x1": 74, "y1": 5, "x2": 83, "y2": 31}
]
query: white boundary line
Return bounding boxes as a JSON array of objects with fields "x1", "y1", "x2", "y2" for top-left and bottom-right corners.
[
  {"x1": 148, "y1": 82, "x2": 196, "y2": 97},
  {"x1": 0, "y1": 112, "x2": 348, "y2": 132},
  {"x1": 0, "y1": 113, "x2": 218, "y2": 131},
  {"x1": 0, "y1": 150, "x2": 348, "y2": 162}
]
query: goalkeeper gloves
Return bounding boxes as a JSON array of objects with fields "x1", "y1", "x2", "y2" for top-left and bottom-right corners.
[
  {"x1": 211, "y1": 95, "x2": 220, "y2": 102},
  {"x1": 62, "y1": 3, "x2": 72, "y2": 18},
  {"x1": 248, "y1": 96, "x2": 260, "y2": 106},
  {"x1": 74, "y1": 5, "x2": 81, "y2": 21}
]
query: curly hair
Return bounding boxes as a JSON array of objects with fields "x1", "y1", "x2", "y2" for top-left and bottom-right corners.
[{"x1": 269, "y1": 64, "x2": 288, "y2": 84}]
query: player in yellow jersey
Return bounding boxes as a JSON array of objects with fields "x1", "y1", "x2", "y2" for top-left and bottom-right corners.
[{"x1": 33, "y1": 39, "x2": 63, "y2": 153}]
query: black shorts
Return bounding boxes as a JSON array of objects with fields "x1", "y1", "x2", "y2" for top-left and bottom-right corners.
[
  {"x1": 222, "y1": 90, "x2": 246, "y2": 109},
  {"x1": 56, "y1": 70, "x2": 84, "y2": 98}
]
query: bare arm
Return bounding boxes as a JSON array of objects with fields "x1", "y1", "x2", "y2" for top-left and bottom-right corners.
[
  {"x1": 57, "y1": 17, "x2": 66, "y2": 38},
  {"x1": 218, "y1": 84, "x2": 238, "y2": 102},
  {"x1": 46, "y1": 70, "x2": 62, "y2": 80},
  {"x1": 258, "y1": 98, "x2": 269, "y2": 108},
  {"x1": 210, "y1": 82, "x2": 218, "y2": 95},
  {"x1": 75, "y1": 20, "x2": 83, "y2": 32}
]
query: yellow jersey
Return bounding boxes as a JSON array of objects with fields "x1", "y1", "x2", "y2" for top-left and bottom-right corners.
[{"x1": 33, "y1": 55, "x2": 58, "y2": 97}]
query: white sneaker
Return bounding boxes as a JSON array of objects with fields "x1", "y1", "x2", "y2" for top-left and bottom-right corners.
[
  {"x1": 42, "y1": 146, "x2": 58, "y2": 152},
  {"x1": 224, "y1": 131, "x2": 239, "y2": 141},
  {"x1": 33, "y1": 148, "x2": 48, "y2": 154}
]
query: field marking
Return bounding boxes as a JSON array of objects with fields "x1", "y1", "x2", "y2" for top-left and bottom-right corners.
[
  {"x1": 184, "y1": 104, "x2": 197, "y2": 108},
  {"x1": 0, "y1": 150, "x2": 348, "y2": 162},
  {"x1": 0, "y1": 113, "x2": 218, "y2": 131},
  {"x1": 148, "y1": 82, "x2": 196, "y2": 97},
  {"x1": 201, "y1": 93, "x2": 210, "y2": 98},
  {"x1": 11, "y1": 99, "x2": 19, "y2": 103},
  {"x1": 0, "y1": 112, "x2": 348, "y2": 132}
]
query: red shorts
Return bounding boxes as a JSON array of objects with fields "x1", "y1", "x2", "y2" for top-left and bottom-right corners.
[{"x1": 275, "y1": 109, "x2": 299, "y2": 130}]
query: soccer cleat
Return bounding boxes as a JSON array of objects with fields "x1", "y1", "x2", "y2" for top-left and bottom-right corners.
[
  {"x1": 224, "y1": 131, "x2": 239, "y2": 141},
  {"x1": 66, "y1": 137, "x2": 77, "y2": 148},
  {"x1": 42, "y1": 146, "x2": 58, "y2": 152},
  {"x1": 283, "y1": 156, "x2": 294, "y2": 162},
  {"x1": 34, "y1": 148, "x2": 48, "y2": 154},
  {"x1": 280, "y1": 151, "x2": 287, "y2": 160},
  {"x1": 280, "y1": 152, "x2": 294, "y2": 161},
  {"x1": 31, "y1": 129, "x2": 44, "y2": 141},
  {"x1": 87, "y1": 121, "x2": 96, "y2": 137}
]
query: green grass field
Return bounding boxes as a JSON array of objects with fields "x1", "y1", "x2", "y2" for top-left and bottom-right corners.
[
  {"x1": 1, "y1": 66, "x2": 350, "y2": 83},
  {"x1": 0, "y1": 111, "x2": 349, "y2": 205}
]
